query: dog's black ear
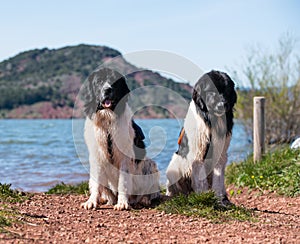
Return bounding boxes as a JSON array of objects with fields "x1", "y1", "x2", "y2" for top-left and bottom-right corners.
[
  {"x1": 208, "y1": 70, "x2": 237, "y2": 106},
  {"x1": 192, "y1": 84, "x2": 206, "y2": 111},
  {"x1": 81, "y1": 72, "x2": 97, "y2": 119},
  {"x1": 229, "y1": 80, "x2": 237, "y2": 107},
  {"x1": 114, "y1": 75, "x2": 130, "y2": 98}
]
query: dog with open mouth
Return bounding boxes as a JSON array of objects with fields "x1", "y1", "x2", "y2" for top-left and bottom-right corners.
[
  {"x1": 80, "y1": 68, "x2": 160, "y2": 210},
  {"x1": 166, "y1": 70, "x2": 237, "y2": 205}
]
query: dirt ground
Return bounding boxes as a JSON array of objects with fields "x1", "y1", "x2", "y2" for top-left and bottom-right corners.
[{"x1": 1, "y1": 188, "x2": 299, "y2": 243}]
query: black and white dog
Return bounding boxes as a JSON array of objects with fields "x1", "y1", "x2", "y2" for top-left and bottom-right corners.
[
  {"x1": 166, "y1": 70, "x2": 237, "y2": 205},
  {"x1": 81, "y1": 68, "x2": 160, "y2": 210}
]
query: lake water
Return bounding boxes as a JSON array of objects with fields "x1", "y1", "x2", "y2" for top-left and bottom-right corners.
[{"x1": 0, "y1": 119, "x2": 252, "y2": 192}]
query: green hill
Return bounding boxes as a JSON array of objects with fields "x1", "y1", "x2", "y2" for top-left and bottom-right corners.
[{"x1": 0, "y1": 44, "x2": 192, "y2": 118}]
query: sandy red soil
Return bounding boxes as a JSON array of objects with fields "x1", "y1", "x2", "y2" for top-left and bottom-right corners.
[{"x1": 1, "y1": 188, "x2": 299, "y2": 243}]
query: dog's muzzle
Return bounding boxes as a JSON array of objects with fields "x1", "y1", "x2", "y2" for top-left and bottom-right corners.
[
  {"x1": 97, "y1": 85, "x2": 114, "y2": 111},
  {"x1": 96, "y1": 99, "x2": 113, "y2": 112},
  {"x1": 214, "y1": 102, "x2": 226, "y2": 116}
]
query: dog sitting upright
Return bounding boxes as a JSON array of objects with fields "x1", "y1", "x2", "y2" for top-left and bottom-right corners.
[
  {"x1": 166, "y1": 70, "x2": 237, "y2": 205},
  {"x1": 81, "y1": 68, "x2": 160, "y2": 210}
]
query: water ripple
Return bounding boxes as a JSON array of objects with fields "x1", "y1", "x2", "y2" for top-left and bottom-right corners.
[{"x1": 0, "y1": 119, "x2": 251, "y2": 192}]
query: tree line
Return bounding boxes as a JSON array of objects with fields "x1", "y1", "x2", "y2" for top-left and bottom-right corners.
[{"x1": 0, "y1": 85, "x2": 71, "y2": 109}]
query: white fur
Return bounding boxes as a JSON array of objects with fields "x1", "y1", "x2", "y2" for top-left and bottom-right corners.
[
  {"x1": 166, "y1": 101, "x2": 210, "y2": 195},
  {"x1": 166, "y1": 100, "x2": 231, "y2": 200},
  {"x1": 291, "y1": 138, "x2": 300, "y2": 149},
  {"x1": 82, "y1": 104, "x2": 160, "y2": 210}
]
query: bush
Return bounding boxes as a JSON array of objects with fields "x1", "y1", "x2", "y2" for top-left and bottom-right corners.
[{"x1": 234, "y1": 34, "x2": 300, "y2": 144}]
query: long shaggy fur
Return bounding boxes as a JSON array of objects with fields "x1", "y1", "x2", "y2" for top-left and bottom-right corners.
[
  {"x1": 81, "y1": 68, "x2": 160, "y2": 210},
  {"x1": 166, "y1": 70, "x2": 237, "y2": 205}
]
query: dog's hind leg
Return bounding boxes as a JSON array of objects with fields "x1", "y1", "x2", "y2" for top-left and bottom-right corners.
[
  {"x1": 166, "y1": 180, "x2": 179, "y2": 197},
  {"x1": 166, "y1": 154, "x2": 187, "y2": 196},
  {"x1": 166, "y1": 169, "x2": 181, "y2": 196},
  {"x1": 191, "y1": 160, "x2": 209, "y2": 193}
]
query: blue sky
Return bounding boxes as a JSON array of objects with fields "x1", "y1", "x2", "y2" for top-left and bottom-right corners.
[{"x1": 1, "y1": 0, "x2": 299, "y2": 83}]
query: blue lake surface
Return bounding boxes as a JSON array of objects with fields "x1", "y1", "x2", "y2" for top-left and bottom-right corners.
[{"x1": 0, "y1": 119, "x2": 252, "y2": 192}]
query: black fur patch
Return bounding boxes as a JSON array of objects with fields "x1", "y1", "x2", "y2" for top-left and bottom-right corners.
[
  {"x1": 107, "y1": 133, "x2": 113, "y2": 159},
  {"x1": 132, "y1": 120, "x2": 146, "y2": 164}
]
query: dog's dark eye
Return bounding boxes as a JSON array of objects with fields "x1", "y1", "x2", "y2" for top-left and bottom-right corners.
[{"x1": 205, "y1": 92, "x2": 216, "y2": 103}]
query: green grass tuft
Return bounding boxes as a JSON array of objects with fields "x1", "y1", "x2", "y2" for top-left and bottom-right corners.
[
  {"x1": 0, "y1": 214, "x2": 11, "y2": 229},
  {"x1": 226, "y1": 147, "x2": 300, "y2": 197},
  {"x1": 0, "y1": 184, "x2": 27, "y2": 232},
  {"x1": 46, "y1": 182, "x2": 89, "y2": 195},
  {"x1": 0, "y1": 207, "x2": 16, "y2": 231},
  {"x1": 157, "y1": 191, "x2": 254, "y2": 223},
  {"x1": 0, "y1": 183, "x2": 27, "y2": 203}
]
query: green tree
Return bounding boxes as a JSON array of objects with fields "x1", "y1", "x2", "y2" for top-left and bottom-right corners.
[{"x1": 234, "y1": 34, "x2": 300, "y2": 144}]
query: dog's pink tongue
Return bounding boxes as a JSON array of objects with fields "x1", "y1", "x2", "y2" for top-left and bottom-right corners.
[{"x1": 103, "y1": 99, "x2": 112, "y2": 108}]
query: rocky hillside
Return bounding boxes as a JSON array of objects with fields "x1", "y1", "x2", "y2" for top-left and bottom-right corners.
[{"x1": 0, "y1": 44, "x2": 192, "y2": 119}]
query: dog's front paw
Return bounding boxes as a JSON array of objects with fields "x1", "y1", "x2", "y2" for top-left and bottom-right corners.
[
  {"x1": 114, "y1": 200, "x2": 130, "y2": 211},
  {"x1": 81, "y1": 198, "x2": 98, "y2": 210},
  {"x1": 220, "y1": 195, "x2": 234, "y2": 208}
]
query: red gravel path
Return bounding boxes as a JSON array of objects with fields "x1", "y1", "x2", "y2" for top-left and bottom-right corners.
[{"x1": 1, "y1": 188, "x2": 299, "y2": 243}]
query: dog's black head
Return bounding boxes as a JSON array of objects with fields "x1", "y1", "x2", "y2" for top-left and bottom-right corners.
[
  {"x1": 82, "y1": 68, "x2": 130, "y2": 118},
  {"x1": 192, "y1": 70, "x2": 237, "y2": 134}
]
